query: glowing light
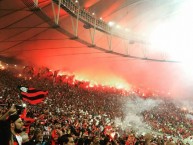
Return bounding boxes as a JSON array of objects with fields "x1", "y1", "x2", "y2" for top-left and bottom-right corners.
[
  {"x1": 1, "y1": 66, "x2": 4, "y2": 69},
  {"x1": 116, "y1": 25, "x2": 121, "y2": 29},
  {"x1": 116, "y1": 84, "x2": 123, "y2": 89},
  {"x1": 125, "y1": 28, "x2": 130, "y2": 32},
  {"x1": 92, "y1": 12, "x2": 95, "y2": 15},
  {"x1": 14, "y1": 65, "x2": 17, "y2": 67},
  {"x1": 110, "y1": 132, "x2": 115, "y2": 139},
  {"x1": 89, "y1": 84, "x2": 94, "y2": 87},
  {"x1": 74, "y1": 72, "x2": 131, "y2": 90},
  {"x1": 148, "y1": 0, "x2": 193, "y2": 62},
  {"x1": 22, "y1": 103, "x2": 26, "y2": 107},
  {"x1": 58, "y1": 71, "x2": 65, "y2": 76},
  {"x1": 18, "y1": 74, "x2": 22, "y2": 77},
  {"x1": 182, "y1": 107, "x2": 187, "y2": 111},
  {"x1": 100, "y1": 17, "x2": 103, "y2": 20},
  {"x1": 180, "y1": 62, "x2": 193, "y2": 80},
  {"x1": 108, "y1": 21, "x2": 115, "y2": 27}
]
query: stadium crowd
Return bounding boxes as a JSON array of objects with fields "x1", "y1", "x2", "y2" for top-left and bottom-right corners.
[{"x1": 0, "y1": 67, "x2": 193, "y2": 145}]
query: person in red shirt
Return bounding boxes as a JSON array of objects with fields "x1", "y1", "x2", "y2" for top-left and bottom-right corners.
[{"x1": 51, "y1": 121, "x2": 62, "y2": 145}]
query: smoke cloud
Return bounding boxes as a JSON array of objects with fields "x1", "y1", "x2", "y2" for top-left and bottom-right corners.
[
  {"x1": 114, "y1": 96, "x2": 163, "y2": 134},
  {"x1": 171, "y1": 99, "x2": 193, "y2": 112}
]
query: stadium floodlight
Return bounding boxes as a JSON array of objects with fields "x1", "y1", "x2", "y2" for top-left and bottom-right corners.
[{"x1": 108, "y1": 21, "x2": 115, "y2": 27}]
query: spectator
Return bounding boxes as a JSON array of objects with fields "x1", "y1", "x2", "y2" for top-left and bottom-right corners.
[
  {"x1": 58, "y1": 134, "x2": 75, "y2": 145},
  {"x1": 51, "y1": 121, "x2": 63, "y2": 145},
  {"x1": 0, "y1": 119, "x2": 13, "y2": 145},
  {"x1": 29, "y1": 129, "x2": 49, "y2": 145},
  {"x1": 8, "y1": 114, "x2": 24, "y2": 145},
  {"x1": 1, "y1": 65, "x2": 193, "y2": 145}
]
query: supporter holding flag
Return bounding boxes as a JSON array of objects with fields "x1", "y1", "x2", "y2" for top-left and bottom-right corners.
[
  {"x1": 0, "y1": 104, "x2": 24, "y2": 145},
  {"x1": 18, "y1": 86, "x2": 48, "y2": 105}
]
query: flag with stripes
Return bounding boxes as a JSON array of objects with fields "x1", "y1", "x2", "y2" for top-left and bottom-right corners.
[{"x1": 19, "y1": 86, "x2": 48, "y2": 105}]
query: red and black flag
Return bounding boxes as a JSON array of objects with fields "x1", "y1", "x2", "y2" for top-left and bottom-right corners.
[{"x1": 18, "y1": 86, "x2": 48, "y2": 105}]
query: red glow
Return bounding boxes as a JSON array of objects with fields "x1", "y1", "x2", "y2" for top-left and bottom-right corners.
[{"x1": 1, "y1": 0, "x2": 193, "y2": 99}]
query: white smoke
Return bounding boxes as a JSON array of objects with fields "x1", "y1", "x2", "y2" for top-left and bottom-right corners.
[
  {"x1": 186, "y1": 114, "x2": 193, "y2": 120},
  {"x1": 171, "y1": 99, "x2": 193, "y2": 113},
  {"x1": 114, "y1": 96, "x2": 163, "y2": 134}
]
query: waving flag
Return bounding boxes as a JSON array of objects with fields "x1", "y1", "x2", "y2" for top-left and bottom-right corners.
[{"x1": 18, "y1": 86, "x2": 48, "y2": 105}]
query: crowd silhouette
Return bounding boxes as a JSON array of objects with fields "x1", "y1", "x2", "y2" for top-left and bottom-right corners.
[{"x1": 0, "y1": 66, "x2": 193, "y2": 145}]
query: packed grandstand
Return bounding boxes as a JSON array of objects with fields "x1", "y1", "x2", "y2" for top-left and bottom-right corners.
[{"x1": 0, "y1": 62, "x2": 193, "y2": 145}]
